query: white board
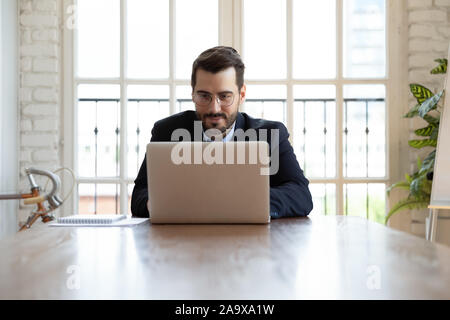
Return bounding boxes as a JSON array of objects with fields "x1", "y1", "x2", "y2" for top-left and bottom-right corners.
[{"x1": 430, "y1": 43, "x2": 450, "y2": 208}]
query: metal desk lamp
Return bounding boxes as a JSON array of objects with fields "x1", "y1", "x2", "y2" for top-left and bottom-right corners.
[{"x1": 0, "y1": 168, "x2": 63, "y2": 230}]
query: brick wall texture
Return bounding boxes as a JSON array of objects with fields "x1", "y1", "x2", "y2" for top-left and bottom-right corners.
[
  {"x1": 408, "y1": 0, "x2": 450, "y2": 94},
  {"x1": 18, "y1": 0, "x2": 61, "y2": 223}
]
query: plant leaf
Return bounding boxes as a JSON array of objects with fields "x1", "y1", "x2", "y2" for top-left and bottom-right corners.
[
  {"x1": 423, "y1": 114, "x2": 440, "y2": 125},
  {"x1": 419, "y1": 150, "x2": 436, "y2": 175},
  {"x1": 408, "y1": 139, "x2": 438, "y2": 148},
  {"x1": 431, "y1": 58, "x2": 447, "y2": 74},
  {"x1": 410, "y1": 175, "x2": 426, "y2": 197},
  {"x1": 405, "y1": 173, "x2": 412, "y2": 183},
  {"x1": 418, "y1": 91, "x2": 443, "y2": 117},
  {"x1": 423, "y1": 149, "x2": 436, "y2": 163},
  {"x1": 430, "y1": 126, "x2": 439, "y2": 140},
  {"x1": 417, "y1": 156, "x2": 422, "y2": 168},
  {"x1": 409, "y1": 168, "x2": 433, "y2": 199},
  {"x1": 404, "y1": 104, "x2": 421, "y2": 118},
  {"x1": 410, "y1": 84, "x2": 433, "y2": 104},
  {"x1": 386, "y1": 181, "x2": 410, "y2": 197},
  {"x1": 385, "y1": 198, "x2": 429, "y2": 225},
  {"x1": 422, "y1": 179, "x2": 433, "y2": 195},
  {"x1": 414, "y1": 124, "x2": 436, "y2": 137}
]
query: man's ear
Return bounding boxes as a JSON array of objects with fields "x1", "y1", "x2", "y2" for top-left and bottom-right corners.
[{"x1": 239, "y1": 84, "x2": 246, "y2": 105}]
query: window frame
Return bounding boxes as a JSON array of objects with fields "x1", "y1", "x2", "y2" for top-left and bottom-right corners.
[
  {"x1": 62, "y1": 0, "x2": 404, "y2": 220},
  {"x1": 239, "y1": 0, "x2": 390, "y2": 219}
]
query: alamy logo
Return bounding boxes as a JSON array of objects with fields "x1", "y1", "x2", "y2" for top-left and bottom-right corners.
[
  {"x1": 66, "y1": 265, "x2": 81, "y2": 290},
  {"x1": 169, "y1": 121, "x2": 280, "y2": 175},
  {"x1": 366, "y1": 265, "x2": 381, "y2": 290},
  {"x1": 66, "y1": 4, "x2": 77, "y2": 30}
]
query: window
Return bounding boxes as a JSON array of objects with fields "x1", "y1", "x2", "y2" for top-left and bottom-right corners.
[
  {"x1": 65, "y1": 0, "x2": 390, "y2": 223},
  {"x1": 242, "y1": 0, "x2": 388, "y2": 223}
]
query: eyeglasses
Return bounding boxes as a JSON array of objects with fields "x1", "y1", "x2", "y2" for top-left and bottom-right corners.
[{"x1": 192, "y1": 91, "x2": 236, "y2": 107}]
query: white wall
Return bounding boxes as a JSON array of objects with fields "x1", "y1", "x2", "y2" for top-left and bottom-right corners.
[{"x1": 0, "y1": 0, "x2": 19, "y2": 239}]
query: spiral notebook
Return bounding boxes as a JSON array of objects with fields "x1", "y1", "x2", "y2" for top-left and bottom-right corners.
[
  {"x1": 57, "y1": 214, "x2": 126, "y2": 224},
  {"x1": 50, "y1": 214, "x2": 148, "y2": 227}
]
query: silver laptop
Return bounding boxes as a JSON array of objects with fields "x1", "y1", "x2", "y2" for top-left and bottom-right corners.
[{"x1": 146, "y1": 141, "x2": 270, "y2": 224}]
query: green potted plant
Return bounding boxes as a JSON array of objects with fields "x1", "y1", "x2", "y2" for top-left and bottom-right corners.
[{"x1": 385, "y1": 59, "x2": 447, "y2": 224}]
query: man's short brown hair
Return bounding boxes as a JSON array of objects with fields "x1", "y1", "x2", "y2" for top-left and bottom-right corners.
[{"x1": 191, "y1": 46, "x2": 245, "y2": 92}]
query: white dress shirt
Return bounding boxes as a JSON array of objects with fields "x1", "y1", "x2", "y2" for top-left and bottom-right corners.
[{"x1": 203, "y1": 121, "x2": 236, "y2": 142}]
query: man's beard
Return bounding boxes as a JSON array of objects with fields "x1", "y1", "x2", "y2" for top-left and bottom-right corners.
[{"x1": 197, "y1": 110, "x2": 238, "y2": 134}]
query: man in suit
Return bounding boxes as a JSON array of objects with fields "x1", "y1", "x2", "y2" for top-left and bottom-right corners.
[{"x1": 131, "y1": 46, "x2": 313, "y2": 219}]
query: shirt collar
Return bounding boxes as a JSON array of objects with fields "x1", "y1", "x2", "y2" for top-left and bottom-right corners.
[{"x1": 203, "y1": 121, "x2": 236, "y2": 142}]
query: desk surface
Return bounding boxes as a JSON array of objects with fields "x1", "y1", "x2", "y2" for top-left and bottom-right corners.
[{"x1": 1, "y1": 215, "x2": 450, "y2": 299}]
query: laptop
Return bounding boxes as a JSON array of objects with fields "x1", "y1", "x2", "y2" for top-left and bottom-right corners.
[{"x1": 146, "y1": 141, "x2": 270, "y2": 224}]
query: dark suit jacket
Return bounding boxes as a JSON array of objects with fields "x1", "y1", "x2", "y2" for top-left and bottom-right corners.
[{"x1": 131, "y1": 111, "x2": 313, "y2": 219}]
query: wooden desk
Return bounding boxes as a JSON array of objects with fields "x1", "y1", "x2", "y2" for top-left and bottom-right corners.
[{"x1": 1, "y1": 216, "x2": 450, "y2": 299}]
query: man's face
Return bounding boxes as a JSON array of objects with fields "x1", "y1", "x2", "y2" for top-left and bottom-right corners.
[{"x1": 192, "y1": 67, "x2": 246, "y2": 133}]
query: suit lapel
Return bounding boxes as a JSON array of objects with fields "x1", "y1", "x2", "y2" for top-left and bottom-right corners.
[
  {"x1": 234, "y1": 112, "x2": 245, "y2": 132},
  {"x1": 187, "y1": 111, "x2": 199, "y2": 141}
]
